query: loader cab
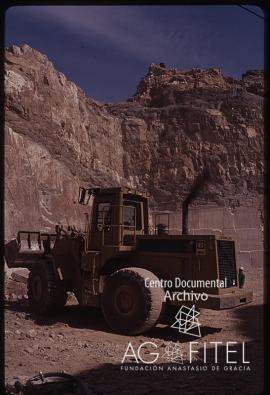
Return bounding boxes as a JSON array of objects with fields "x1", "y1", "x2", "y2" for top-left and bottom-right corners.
[{"x1": 79, "y1": 187, "x2": 149, "y2": 251}]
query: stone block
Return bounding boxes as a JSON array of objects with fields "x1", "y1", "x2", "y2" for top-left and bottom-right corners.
[
  {"x1": 190, "y1": 207, "x2": 224, "y2": 230},
  {"x1": 233, "y1": 207, "x2": 262, "y2": 229},
  {"x1": 235, "y1": 228, "x2": 263, "y2": 251}
]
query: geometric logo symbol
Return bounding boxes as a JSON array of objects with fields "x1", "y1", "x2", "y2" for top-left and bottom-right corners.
[
  {"x1": 171, "y1": 305, "x2": 201, "y2": 338},
  {"x1": 161, "y1": 342, "x2": 184, "y2": 364}
]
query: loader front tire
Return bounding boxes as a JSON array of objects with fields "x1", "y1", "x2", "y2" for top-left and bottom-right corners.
[
  {"x1": 28, "y1": 262, "x2": 67, "y2": 314},
  {"x1": 101, "y1": 267, "x2": 165, "y2": 335}
]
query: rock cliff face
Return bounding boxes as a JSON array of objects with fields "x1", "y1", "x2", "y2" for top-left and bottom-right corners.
[{"x1": 4, "y1": 45, "x2": 264, "y2": 238}]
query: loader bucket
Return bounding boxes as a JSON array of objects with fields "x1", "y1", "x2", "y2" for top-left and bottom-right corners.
[{"x1": 5, "y1": 232, "x2": 57, "y2": 268}]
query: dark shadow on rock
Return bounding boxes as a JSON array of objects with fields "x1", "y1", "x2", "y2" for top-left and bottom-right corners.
[{"x1": 11, "y1": 355, "x2": 263, "y2": 395}]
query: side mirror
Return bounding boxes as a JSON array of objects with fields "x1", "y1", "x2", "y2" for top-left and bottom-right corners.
[
  {"x1": 78, "y1": 187, "x2": 92, "y2": 205},
  {"x1": 79, "y1": 187, "x2": 86, "y2": 204}
]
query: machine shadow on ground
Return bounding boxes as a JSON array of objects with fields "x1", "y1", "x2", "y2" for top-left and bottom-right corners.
[{"x1": 5, "y1": 301, "x2": 222, "y2": 342}]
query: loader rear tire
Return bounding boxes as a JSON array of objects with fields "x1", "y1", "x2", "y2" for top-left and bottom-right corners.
[
  {"x1": 28, "y1": 262, "x2": 67, "y2": 314},
  {"x1": 101, "y1": 267, "x2": 165, "y2": 335}
]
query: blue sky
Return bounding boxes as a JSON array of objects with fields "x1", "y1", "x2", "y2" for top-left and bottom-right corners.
[{"x1": 5, "y1": 5, "x2": 264, "y2": 103}]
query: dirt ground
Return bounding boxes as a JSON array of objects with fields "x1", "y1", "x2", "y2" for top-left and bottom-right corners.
[{"x1": 4, "y1": 266, "x2": 265, "y2": 395}]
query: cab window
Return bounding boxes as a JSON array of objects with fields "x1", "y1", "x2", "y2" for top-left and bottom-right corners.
[
  {"x1": 96, "y1": 203, "x2": 111, "y2": 230},
  {"x1": 123, "y1": 200, "x2": 142, "y2": 230}
]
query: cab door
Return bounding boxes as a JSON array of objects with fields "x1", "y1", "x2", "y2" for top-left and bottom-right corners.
[
  {"x1": 122, "y1": 196, "x2": 144, "y2": 246},
  {"x1": 88, "y1": 193, "x2": 120, "y2": 250}
]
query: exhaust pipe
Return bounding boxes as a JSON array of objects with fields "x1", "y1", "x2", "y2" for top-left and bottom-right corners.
[
  {"x1": 182, "y1": 168, "x2": 210, "y2": 235},
  {"x1": 182, "y1": 201, "x2": 189, "y2": 235}
]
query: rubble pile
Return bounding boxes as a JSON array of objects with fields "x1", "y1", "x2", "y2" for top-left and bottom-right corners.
[{"x1": 4, "y1": 267, "x2": 29, "y2": 302}]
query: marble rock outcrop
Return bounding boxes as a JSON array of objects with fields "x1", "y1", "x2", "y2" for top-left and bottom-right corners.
[{"x1": 5, "y1": 45, "x2": 264, "y2": 238}]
